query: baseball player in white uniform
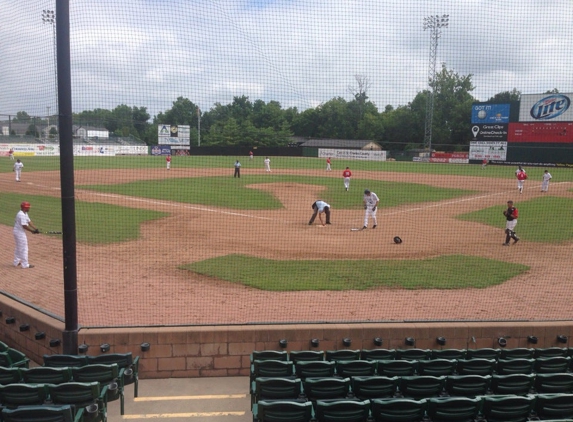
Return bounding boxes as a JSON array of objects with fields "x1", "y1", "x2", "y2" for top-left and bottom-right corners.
[
  {"x1": 13, "y1": 202, "x2": 39, "y2": 268},
  {"x1": 13, "y1": 159, "x2": 24, "y2": 182},
  {"x1": 264, "y1": 157, "x2": 271, "y2": 172},
  {"x1": 363, "y1": 189, "x2": 379, "y2": 229},
  {"x1": 541, "y1": 170, "x2": 552, "y2": 192}
]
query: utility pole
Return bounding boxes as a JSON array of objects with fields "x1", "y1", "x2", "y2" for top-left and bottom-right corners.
[{"x1": 423, "y1": 14, "x2": 449, "y2": 155}]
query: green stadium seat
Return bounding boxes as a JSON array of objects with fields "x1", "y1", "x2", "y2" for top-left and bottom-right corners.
[
  {"x1": 496, "y1": 358, "x2": 535, "y2": 375},
  {"x1": 313, "y1": 399, "x2": 371, "y2": 422},
  {"x1": 377, "y1": 360, "x2": 417, "y2": 377},
  {"x1": 253, "y1": 400, "x2": 313, "y2": 422},
  {"x1": 361, "y1": 349, "x2": 396, "y2": 361},
  {"x1": 48, "y1": 382, "x2": 107, "y2": 422},
  {"x1": 0, "y1": 383, "x2": 48, "y2": 408},
  {"x1": 499, "y1": 348, "x2": 534, "y2": 360},
  {"x1": 251, "y1": 350, "x2": 289, "y2": 363},
  {"x1": 44, "y1": 354, "x2": 89, "y2": 367},
  {"x1": 294, "y1": 361, "x2": 335, "y2": 379},
  {"x1": 325, "y1": 350, "x2": 361, "y2": 362},
  {"x1": 335, "y1": 360, "x2": 376, "y2": 377},
  {"x1": 534, "y1": 373, "x2": 573, "y2": 394},
  {"x1": 430, "y1": 349, "x2": 467, "y2": 360},
  {"x1": 0, "y1": 351, "x2": 29, "y2": 369},
  {"x1": 370, "y1": 397, "x2": 427, "y2": 422},
  {"x1": 21, "y1": 366, "x2": 73, "y2": 384},
  {"x1": 479, "y1": 394, "x2": 535, "y2": 422},
  {"x1": 533, "y1": 393, "x2": 573, "y2": 421},
  {"x1": 533, "y1": 347, "x2": 568, "y2": 358},
  {"x1": 426, "y1": 396, "x2": 481, "y2": 422},
  {"x1": 455, "y1": 358, "x2": 496, "y2": 376},
  {"x1": 398, "y1": 375, "x2": 446, "y2": 400},
  {"x1": 5, "y1": 349, "x2": 30, "y2": 369},
  {"x1": 289, "y1": 350, "x2": 324, "y2": 363},
  {"x1": 0, "y1": 341, "x2": 9, "y2": 352},
  {"x1": 72, "y1": 364, "x2": 123, "y2": 414},
  {"x1": 302, "y1": 377, "x2": 350, "y2": 401},
  {"x1": 251, "y1": 377, "x2": 303, "y2": 405},
  {"x1": 490, "y1": 373, "x2": 535, "y2": 395},
  {"x1": 444, "y1": 375, "x2": 491, "y2": 397},
  {"x1": 350, "y1": 376, "x2": 398, "y2": 400},
  {"x1": 416, "y1": 359, "x2": 457, "y2": 376},
  {"x1": 1, "y1": 405, "x2": 83, "y2": 422},
  {"x1": 251, "y1": 360, "x2": 294, "y2": 382},
  {"x1": 86, "y1": 353, "x2": 140, "y2": 397},
  {"x1": 0, "y1": 367, "x2": 22, "y2": 385},
  {"x1": 395, "y1": 349, "x2": 431, "y2": 361},
  {"x1": 465, "y1": 348, "x2": 500, "y2": 360},
  {"x1": 534, "y1": 356, "x2": 571, "y2": 373}
]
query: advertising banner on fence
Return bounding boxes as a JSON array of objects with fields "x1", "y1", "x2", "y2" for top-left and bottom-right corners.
[
  {"x1": 469, "y1": 141, "x2": 507, "y2": 160},
  {"x1": 519, "y1": 93, "x2": 573, "y2": 122},
  {"x1": 471, "y1": 103, "x2": 510, "y2": 124},
  {"x1": 430, "y1": 152, "x2": 469, "y2": 164},
  {"x1": 470, "y1": 124, "x2": 508, "y2": 141},
  {"x1": 318, "y1": 148, "x2": 386, "y2": 161},
  {"x1": 151, "y1": 145, "x2": 172, "y2": 156},
  {"x1": 508, "y1": 122, "x2": 573, "y2": 143}
]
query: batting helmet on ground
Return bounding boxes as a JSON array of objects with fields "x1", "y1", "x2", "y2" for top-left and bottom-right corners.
[
  {"x1": 393, "y1": 236, "x2": 403, "y2": 244},
  {"x1": 20, "y1": 201, "x2": 31, "y2": 210}
]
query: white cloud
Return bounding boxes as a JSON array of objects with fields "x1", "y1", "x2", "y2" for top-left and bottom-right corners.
[{"x1": 1, "y1": 0, "x2": 572, "y2": 118}]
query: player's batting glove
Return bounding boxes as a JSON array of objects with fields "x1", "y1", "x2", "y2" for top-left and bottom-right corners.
[
  {"x1": 33, "y1": 229, "x2": 40, "y2": 234},
  {"x1": 372, "y1": 207, "x2": 376, "y2": 212}
]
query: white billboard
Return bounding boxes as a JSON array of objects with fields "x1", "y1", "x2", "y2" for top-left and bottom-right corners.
[
  {"x1": 158, "y1": 124, "x2": 190, "y2": 145},
  {"x1": 519, "y1": 93, "x2": 573, "y2": 122},
  {"x1": 318, "y1": 148, "x2": 386, "y2": 161},
  {"x1": 469, "y1": 141, "x2": 507, "y2": 161}
]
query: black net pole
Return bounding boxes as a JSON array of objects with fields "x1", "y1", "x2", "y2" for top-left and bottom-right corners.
[{"x1": 56, "y1": 0, "x2": 78, "y2": 354}]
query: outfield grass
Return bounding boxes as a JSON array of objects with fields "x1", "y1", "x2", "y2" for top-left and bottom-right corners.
[
  {"x1": 458, "y1": 196, "x2": 573, "y2": 243},
  {"x1": 82, "y1": 175, "x2": 474, "y2": 210},
  {"x1": 182, "y1": 254, "x2": 530, "y2": 291},
  {"x1": 0, "y1": 193, "x2": 168, "y2": 244},
  {"x1": 2, "y1": 155, "x2": 572, "y2": 182}
]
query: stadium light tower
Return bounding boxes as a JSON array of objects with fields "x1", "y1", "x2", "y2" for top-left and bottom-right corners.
[
  {"x1": 423, "y1": 14, "x2": 449, "y2": 155},
  {"x1": 42, "y1": 9, "x2": 58, "y2": 107}
]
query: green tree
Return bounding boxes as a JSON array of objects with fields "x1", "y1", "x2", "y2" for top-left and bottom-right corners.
[
  {"x1": 487, "y1": 88, "x2": 521, "y2": 102},
  {"x1": 12, "y1": 111, "x2": 32, "y2": 123}
]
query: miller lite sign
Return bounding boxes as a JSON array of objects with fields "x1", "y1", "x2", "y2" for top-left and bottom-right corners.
[{"x1": 519, "y1": 93, "x2": 573, "y2": 122}]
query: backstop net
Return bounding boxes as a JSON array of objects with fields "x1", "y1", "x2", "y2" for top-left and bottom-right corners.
[{"x1": 1, "y1": 0, "x2": 572, "y2": 327}]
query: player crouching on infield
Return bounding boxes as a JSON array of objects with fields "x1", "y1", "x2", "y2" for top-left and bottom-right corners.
[
  {"x1": 363, "y1": 189, "x2": 379, "y2": 229},
  {"x1": 309, "y1": 200, "x2": 331, "y2": 226},
  {"x1": 503, "y1": 200, "x2": 519, "y2": 246}
]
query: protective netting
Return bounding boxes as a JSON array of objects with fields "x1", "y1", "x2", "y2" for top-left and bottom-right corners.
[{"x1": 1, "y1": 1, "x2": 572, "y2": 327}]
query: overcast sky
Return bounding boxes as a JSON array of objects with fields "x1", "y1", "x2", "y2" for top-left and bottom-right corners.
[{"x1": 1, "y1": 0, "x2": 572, "y2": 119}]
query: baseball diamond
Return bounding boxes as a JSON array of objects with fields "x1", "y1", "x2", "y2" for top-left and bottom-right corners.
[{"x1": 0, "y1": 157, "x2": 572, "y2": 327}]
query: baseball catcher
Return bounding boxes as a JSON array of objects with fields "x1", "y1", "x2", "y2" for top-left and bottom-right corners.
[{"x1": 503, "y1": 200, "x2": 519, "y2": 246}]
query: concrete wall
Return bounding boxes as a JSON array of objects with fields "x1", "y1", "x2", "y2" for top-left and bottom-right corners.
[{"x1": 1, "y1": 295, "x2": 571, "y2": 378}]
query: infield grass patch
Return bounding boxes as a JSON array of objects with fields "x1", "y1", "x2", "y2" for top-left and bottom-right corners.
[
  {"x1": 82, "y1": 175, "x2": 474, "y2": 210},
  {"x1": 458, "y1": 196, "x2": 573, "y2": 243},
  {"x1": 182, "y1": 254, "x2": 529, "y2": 291},
  {"x1": 0, "y1": 193, "x2": 168, "y2": 244}
]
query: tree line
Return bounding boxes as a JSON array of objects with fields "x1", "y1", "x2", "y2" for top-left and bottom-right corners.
[{"x1": 9, "y1": 66, "x2": 556, "y2": 151}]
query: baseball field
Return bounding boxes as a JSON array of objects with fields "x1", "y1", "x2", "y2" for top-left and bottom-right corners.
[{"x1": 1, "y1": 155, "x2": 572, "y2": 327}]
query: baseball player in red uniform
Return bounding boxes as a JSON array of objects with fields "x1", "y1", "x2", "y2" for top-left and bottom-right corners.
[
  {"x1": 503, "y1": 200, "x2": 519, "y2": 246},
  {"x1": 342, "y1": 167, "x2": 352, "y2": 191},
  {"x1": 326, "y1": 157, "x2": 332, "y2": 171},
  {"x1": 166, "y1": 155, "x2": 171, "y2": 170},
  {"x1": 515, "y1": 166, "x2": 527, "y2": 193}
]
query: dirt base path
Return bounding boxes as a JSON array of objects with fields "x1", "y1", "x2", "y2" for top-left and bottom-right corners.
[{"x1": 1, "y1": 167, "x2": 572, "y2": 326}]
